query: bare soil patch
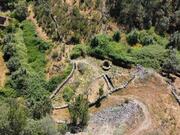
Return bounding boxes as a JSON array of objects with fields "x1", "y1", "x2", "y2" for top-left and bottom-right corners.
[{"x1": 0, "y1": 52, "x2": 7, "y2": 87}]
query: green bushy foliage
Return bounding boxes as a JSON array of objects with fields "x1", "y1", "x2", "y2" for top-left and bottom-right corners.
[
  {"x1": 7, "y1": 68, "x2": 29, "y2": 95},
  {"x1": 113, "y1": 31, "x2": 121, "y2": 42},
  {"x1": 46, "y1": 64, "x2": 73, "y2": 92},
  {"x1": 0, "y1": 87, "x2": 17, "y2": 98},
  {"x1": 131, "y1": 45, "x2": 167, "y2": 69},
  {"x1": 3, "y1": 43, "x2": 16, "y2": 61},
  {"x1": 139, "y1": 31, "x2": 155, "y2": 45},
  {"x1": 21, "y1": 21, "x2": 49, "y2": 76},
  {"x1": 168, "y1": 31, "x2": 180, "y2": 50},
  {"x1": 63, "y1": 86, "x2": 74, "y2": 103},
  {"x1": 90, "y1": 34, "x2": 111, "y2": 48},
  {"x1": 127, "y1": 30, "x2": 139, "y2": 45},
  {"x1": 13, "y1": 4, "x2": 28, "y2": 22},
  {"x1": 0, "y1": 98, "x2": 27, "y2": 135},
  {"x1": 70, "y1": 44, "x2": 88, "y2": 59},
  {"x1": 88, "y1": 34, "x2": 169, "y2": 69},
  {"x1": 7, "y1": 57, "x2": 21, "y2": 73},
  {"x1": 162, "y1": 49, "x2": 180, "y2": 76},
  {"x1": 69, "y1": 95, "x2": 89, "y2": 132}
]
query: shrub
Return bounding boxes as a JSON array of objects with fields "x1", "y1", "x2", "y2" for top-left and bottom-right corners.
[
  {"x1": 168, "y1": 31, "x2": 180, "y2": 50},
  {"x1": 30, "y1": 96, "x2": 52, "y2": 119},
  {"x1": 162, "y1": 49, "x2": 179, "y2": 76},
  {"x1": 0, "y1": 87, "x2": 17, "y2": 98},
  {"x1": 71, "y1": 34, "x2": 80, "y2": 44},
  {"x1": 139, "y1": 31, "x2": 155, "y2": 45},
  {"x1": 127, "y1": 30, "x2": 139, "y2": 45},
  {"x1": 7, "y1": 57, "x2": 21, "y2": 73},
  {"x1": 36, "y1": 40, "x2": 50, "y2": 53},
  {"x1": 13, "y1": 4, "x2": 28, "y2": 22},
  {"x1": 51, "y1": 51, "x2": 59, "y2": 59},
  {"x1": 46, "y1": 64, "x2": 73, "y2": 92},
  {"x1": 99, "y1": 85, "x2": 104, "y2": 97},
  {"x1": 63, "y1": 86, "x2": 74, "y2": 103},
  {"x1": 90, "y1": 34, "x2": 111, "y2": 48},
  {"x1": 70, "y1": 44, "x2": 87, "y2": 59},
  {"x1": 7, "y1": 67, "x2": 29, "y2": 95},
  {"x1": 68, "y1": 95, "x2": 89, "y2": 132},
  {"x1": 131, "y1": 45, "x2": 167, "y2": 69},
  {"x1": 3, "y1": 43, "x2": 16, "y2": 61},
  {"x1": 113, "y1": 31, "x2": 121, "y2": 42},
  {"x1": 155, "y1": 17, "x2": 170, "y2": 35}
]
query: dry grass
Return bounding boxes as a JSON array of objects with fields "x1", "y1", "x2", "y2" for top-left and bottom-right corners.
[{"x1": 0, "y1": 52, "x2": 7, "y2": 87}]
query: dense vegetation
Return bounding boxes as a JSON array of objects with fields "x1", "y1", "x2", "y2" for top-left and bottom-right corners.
[
  {"x1": 33, "y1": 0, "x2": 180, "y2": 43},
  {"x1": 0, "y1": 0, "x2": 180, "y2": 134},
  {"x1": 71, "y1": 29, "x2": 180, "y2": 74},
  {"x1": 107, "y1": 0, "x2": 180, "y2": 33}
]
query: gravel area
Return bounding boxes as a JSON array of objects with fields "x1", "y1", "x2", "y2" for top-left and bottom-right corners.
[{"x1": 86, "y1": 100, "x2": 144, "y2": 134}]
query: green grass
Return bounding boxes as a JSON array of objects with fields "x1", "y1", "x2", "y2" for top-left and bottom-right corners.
[
  {"x1": 21, "y1": 20, "x2": 47, "y2": 77},
  {"x1": 46, "y1": 64, "x2": 73, "y2": 92}
]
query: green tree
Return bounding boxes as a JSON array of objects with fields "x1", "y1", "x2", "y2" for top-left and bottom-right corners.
[
  {"x1": 168, "y1": 31, "x2": 180, "y2": 51},
  {"x1": 30, "y1": 96, "x2": 52, "y2": 120},
  {"x1": 8, "y1": 68, "x2": 29, "y2": 95},
  {"x1": 68, "y1": 95, "x2": 89, "y2": 132},
  {"x1": 7, "y1": 57, "x2": 21, "y2": 73},
  {"x1": 0, "y1": 98, "x2": 27, "y2": 135},
  {"x1": 3, "y1": 43, "x2": 16, "y2": 61},
  {"x1": 8, "y1": 98, "x2": 27, "y2": 135},
  {"x1": 127, "y1": 30, "x2": 139, "y2": 45},
  {"x1": 113, "y1": 31, "x2": 121, "y2": 42},
  {"x1": 13, "y1": 4, "x2": 28, "y2": 22},
  {"x1": 162, "y1": 49, "x2": 179, "y2": 77}
]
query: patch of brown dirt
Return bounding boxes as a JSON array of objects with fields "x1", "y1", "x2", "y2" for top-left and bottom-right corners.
[
  {"x1": 114, "y1": 72, "x2": 180, "y2": 135},
  {"x1": 27, "y1": 5, "x2": 50, "y2": 41},
  {"x1": 0, "y1": 52, "x2": 7, "y2": 87}
]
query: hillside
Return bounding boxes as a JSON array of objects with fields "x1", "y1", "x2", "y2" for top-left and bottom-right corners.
[{"x1": 0, "y1": 0, "x2": 180, "y2": 135}]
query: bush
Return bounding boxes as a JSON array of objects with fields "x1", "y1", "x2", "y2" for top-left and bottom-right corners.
[
  {"x1": 63, "y1": 86, "x2": 74, "y2": 103},
  {"x1": 7, "y1": 57, "x2": 21, "y2": 73},
  {"x1": 68, "y1": 95, "x2": 89, "y2": 132},
  {"x1": 127, "y1": 30, "x2": 139, "y2": 45},
  {"x1": 90, "y1": 34, "x2": 111, "y2": 48},
  {"x1": 131, "y1": 45, "x2": 167, "y2": 69},
  {"x1": 13, "y1": 4, "x2": 28, "y2": 22},
  {"x1": 36, "y1": 40, "x2": 50, "y2": 53},
  {"x1": 70, "y1": 44, "x2": 88, "y2": 59},
  {"x1": 51, "y1": 51, "x2": 59, "y2": 59},
  {"x1": 30, "y1": 96, "x2": 52, "y2": 119},
  {"x1": 0, "y1": 87, "x2": 17, "y2": 98},
  {"x1": 139, "y1": 31, "x2": 155, "y2": 45},
  {"x1": 71, "y1": 34, "x2": 80, "y2": 44},
  {"x1": 7, "y1": 67, "x2": 29, "y2": 95},
  {"x1": 3, "y1": 43, "x2": 16, "y2": 61},
  {"x1": 113, "y1": 31, "x2": 121, "y2": 42},
  {"x1": 168, "y1": 31, "x2": 180, "y2": 50},
  {"x1": 46, "y1": 64, "x2": 73, "y2": 92}
]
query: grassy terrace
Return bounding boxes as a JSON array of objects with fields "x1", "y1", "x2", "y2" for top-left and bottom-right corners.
[{"x1": 21, "y1": 20, "x2": 48, "y2": 77}]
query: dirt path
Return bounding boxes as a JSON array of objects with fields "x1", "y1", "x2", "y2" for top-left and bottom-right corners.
[
  {"x1": 27, "y1": 5, "x2": 50, "y2": 41},
  {"x1": 0, "y1": 52, "x2": 7, "y2": 87}
]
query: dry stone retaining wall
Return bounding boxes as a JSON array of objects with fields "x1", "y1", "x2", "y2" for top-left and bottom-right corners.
[{"x1": 50, "y1": 62, "x2": 76, "y2": 99}]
